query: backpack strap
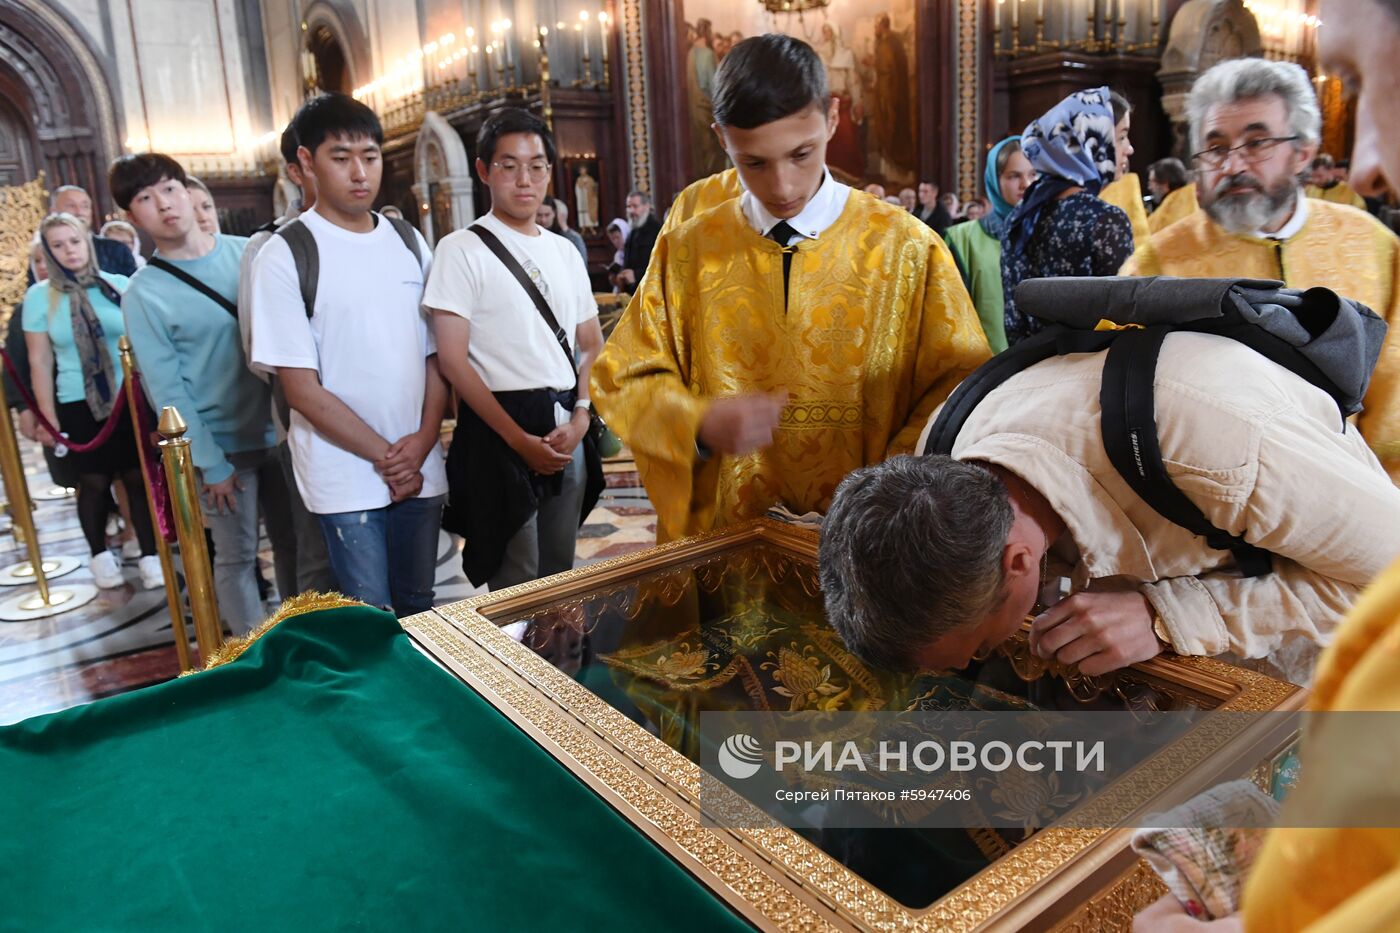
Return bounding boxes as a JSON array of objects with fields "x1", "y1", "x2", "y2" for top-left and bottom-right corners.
[
  {"x1": 384, "y1": 215, "x2": 425, "y2": 269},
  {"x1": 1099, "y1": 326, "x2": 1274, "y2": 577},
  {"x1": 922, "y1": 326, "x2": 1115, "y2": 456},
  {"x1": 274, "y1": 220, "x2": 319, "y2": 318},
  {"x1": 146, "y1": 257, "x2": 238, "y2": 318},
  {"x1": 275, "y1": 215, "x2": 423, "y2": 320}
]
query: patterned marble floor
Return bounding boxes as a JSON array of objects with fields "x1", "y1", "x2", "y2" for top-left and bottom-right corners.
[{"x1": 0, "y1": 440, "x2": 655, "y2": 725}]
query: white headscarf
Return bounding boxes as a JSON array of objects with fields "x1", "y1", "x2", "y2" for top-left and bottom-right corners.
[{"x1": 607, "y1": 218, "x2": 631, "y2": 266}]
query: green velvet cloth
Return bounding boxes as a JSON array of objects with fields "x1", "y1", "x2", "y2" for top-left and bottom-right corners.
[{"x1": 0, "y1": 606, "x2": 753, "y2": 932}]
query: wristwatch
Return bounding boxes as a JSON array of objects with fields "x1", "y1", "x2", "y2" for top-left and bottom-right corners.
[
  {"x1": 1150, "y1": 607, "x2": 1172, "y2": 652},
  {"x1": 574, "y1": 399, "x2": 592, "y2": 412}
]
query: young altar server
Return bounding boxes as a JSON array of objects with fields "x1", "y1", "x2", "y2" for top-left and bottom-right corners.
[{"x1": 591, "y1": 34, "x2": 990, "y2": 543}]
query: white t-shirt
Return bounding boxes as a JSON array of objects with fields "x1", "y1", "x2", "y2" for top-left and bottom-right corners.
[
  {"x1": 248, "y1": 208, "x2": 448, "y2": 514},
  {"x1": 421, "y1": 211, "x2": 599, "y2": 392}
]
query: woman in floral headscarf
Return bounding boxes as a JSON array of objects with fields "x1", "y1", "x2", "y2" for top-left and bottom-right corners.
[{"x1": 999, "y1": 86, "x2": 1136, "y2": 346}]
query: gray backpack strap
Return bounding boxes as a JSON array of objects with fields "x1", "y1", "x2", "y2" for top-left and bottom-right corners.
[
  {"x1": 274, "y1": 219, "x2": 319, "y2": 318},
  {"x1": 384, "y1": 215, "x2": 424, "y2": 268}
]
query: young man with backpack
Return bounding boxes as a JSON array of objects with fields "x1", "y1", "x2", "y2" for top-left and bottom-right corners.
[
  {"x1": 236, "y1": 117, "x2": 337, "y2": 600},
  {"x1": 423, "y1": 108, "x2": 604, "y2": 590},
  {"x1": 819, "y1": 277, "x2": 1400, "y2": 686},
  {"x1": 249, "y1": 94, "x2": 447, "y2": 617},
  {"x1": 112, "y1": 153, "x2": 291, "y2": 635}
]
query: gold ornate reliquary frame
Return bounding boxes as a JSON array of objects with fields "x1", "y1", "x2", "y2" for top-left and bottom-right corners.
[{"x1": 404, "y1": 520, "x2": 1303, "y2": 932}]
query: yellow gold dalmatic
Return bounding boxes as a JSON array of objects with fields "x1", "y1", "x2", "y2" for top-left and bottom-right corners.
[
  {"x1": 592, "y1": 194, "x2": 990, "y2": 542},
  {"x1": 1123, "y1": 198, "x2": 1400, "y2": 482}
]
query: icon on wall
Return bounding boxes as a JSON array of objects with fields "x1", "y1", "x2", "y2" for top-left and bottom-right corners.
[{"x1": 567, "y1": 158, "x2": 602, "y2": 235}]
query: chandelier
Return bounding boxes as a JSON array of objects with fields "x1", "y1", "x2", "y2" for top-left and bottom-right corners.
[{"x1": 759, "y1": 0, "x2": 830, "y2": 14}]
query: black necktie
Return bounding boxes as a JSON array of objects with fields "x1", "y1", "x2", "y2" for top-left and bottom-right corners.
[{"x1": 768, "y1": 220, "x2": 799, "y2": 309}]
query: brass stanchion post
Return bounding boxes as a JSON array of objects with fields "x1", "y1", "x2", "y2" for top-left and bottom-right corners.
[
  {"x1": 119, "y1": 338, "x2": 192, "y2": 672},
  {"x1": 0, "y1": 368, "x2": 50, "y2": 606},
  {"x1": 157, "y1": 406, "x2": 223, "y2": 659},
  {"x1": 0, "y1": 353, "x2": 94, "y2": 618}
]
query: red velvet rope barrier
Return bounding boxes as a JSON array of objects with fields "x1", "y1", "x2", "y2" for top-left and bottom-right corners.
[{"x1": 0, "y1": 347, "x2": 130, "y2": 453}]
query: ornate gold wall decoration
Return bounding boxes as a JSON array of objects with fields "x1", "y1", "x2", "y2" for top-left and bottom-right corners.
[
  {"x1": 0, "y1": 174, "x2": 47, "y2": 320},
  {"x1": 958, "y1": 0, "x2": 982, "y2": 198},
  {"x1": 1317, "y1": 75, "x2": 1350, "y2": 164},
  {"x1": 622, "y1": 0, "x2": 651, "y2": 197}
]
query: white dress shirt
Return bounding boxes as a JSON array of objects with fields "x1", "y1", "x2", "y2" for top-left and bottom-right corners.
[
  {"x1": 1254, "y1": 189, "x2": 1310, "y2": 240},
  {"x1": 740, "y1": 168, "x2": 852, "y2": 245}
]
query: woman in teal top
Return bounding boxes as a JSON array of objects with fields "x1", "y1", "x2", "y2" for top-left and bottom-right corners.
[
  {"x1": 942, "y1": 137, "x2": 1037, "y2": 353},
  {"x1": 22, "y1": 212, "x2": 161, "y2": 590}
]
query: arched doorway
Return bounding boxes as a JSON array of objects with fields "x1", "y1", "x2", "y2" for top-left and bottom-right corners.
[
  {"x1": 308, "y1": 23, "x2": 350, "y2": 95},
  {"x1": 301, "y1": 1, "x2": 371, "y2": 98},
  {"x1": 0, "y1": 0, "x2": 121, "y2": 213},
  {"x1": 0, "y1": 87, "x2": 37, "y2": 186},
  {"x1": 412, "y1": 111, "x2": 475, "y2": 246}
]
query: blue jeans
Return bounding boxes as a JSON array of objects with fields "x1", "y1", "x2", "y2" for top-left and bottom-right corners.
[{"x1": 317, "y1": 495, "x2": 445, "y2": 617}]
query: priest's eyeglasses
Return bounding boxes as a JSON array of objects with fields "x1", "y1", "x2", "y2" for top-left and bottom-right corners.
[
  {"x1": 491, "y1": 160, "x2": 552, "y2": 181},
  {"x1": 1191, "y1": 135, "x2": 1300, "y2": 169}
]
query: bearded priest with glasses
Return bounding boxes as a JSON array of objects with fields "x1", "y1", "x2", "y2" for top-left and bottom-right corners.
[{"x1": 1121, "y1": 57, "x2": 1400, "y2": 483}]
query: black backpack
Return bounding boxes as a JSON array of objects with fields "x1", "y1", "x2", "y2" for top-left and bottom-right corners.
[
  {"x1": 274, "y1": 213, "x2": 424, "y2": 317},
  {"x1": 922, "y1": 275, "x2": 1387, "y2": 577}
]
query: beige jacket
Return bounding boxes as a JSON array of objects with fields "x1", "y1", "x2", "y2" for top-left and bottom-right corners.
[{"x1": 920, "y1": 332, "x2": 1400, "y2": 684}]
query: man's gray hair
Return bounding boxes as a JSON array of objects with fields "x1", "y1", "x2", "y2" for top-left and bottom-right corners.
[
  {"x1": 819, "y1": 455, "x2": 1014, "y2": 672},
  {"x1": 1186, "y1": 58, "x2": 1320, "y2": 153},
  {"x1": 49, "y1": 184, "x2": 89, "y2": 207},
  {"x1": 626, "y1": 189, "x2": 652, "y2": 206}
]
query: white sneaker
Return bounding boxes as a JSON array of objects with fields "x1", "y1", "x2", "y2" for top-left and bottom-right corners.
[
  {"x1": 138, "y1": 555, "x2": 164, "y2": 591},
  {"x1": 91, "y1": 551, "x2": 124, "y2": 589},
  {"x1": 121, "y1": 537, "x2": 141, "y2": 560}
]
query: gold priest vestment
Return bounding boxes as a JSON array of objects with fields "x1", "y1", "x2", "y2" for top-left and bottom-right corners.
[
  {"x1": 1146, "y1": 183, "x2": 1199, "y2": 236},
  {"x1": 1100, "y1": 172, "x2": 1151, "y2": 250},
  {"x1": 1122, "y1": 199, "x2": 1400, "y2": 481},
  {"x1": 661, "y1": 168, "x2": 743, "y2": 236},
  {"x1": 1306, "y1": 180, "x2": 1368, "y2": 211},
  {"x1": 592, "y1": 195, "x2": 990, "y2": 542},
  {"x1": 1243, "y1": 554, "x2": 1400, "y2": 931}
]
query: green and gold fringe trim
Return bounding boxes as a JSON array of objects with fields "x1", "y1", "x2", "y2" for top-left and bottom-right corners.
[{"x1": 183, "y1": 591, "x2": 364, "y2": 675}]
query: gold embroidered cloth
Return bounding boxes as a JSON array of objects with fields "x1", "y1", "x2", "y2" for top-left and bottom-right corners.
[
  {"x1": 1101, "y1": 172, "x2": 1152, "y2": 250},
  {"x1": 591, "y1": 195, "x2": 990, "y2": 541},
  {"x1": 1244, "y1": 554, "x2": 1400, "y2": 931},
  {"x1": 1122, "y1": 200, "x2": 1400, "y2": 481},
  {"x1": 660, "y1": 168, "x2": 743, "y2": 236},
  {"x1": 1147, "y1": 183, "x2": 1199, "y2": 236},
  {"x1": 1305, "y1": 181, "x2": 1368, "y2": 211}
]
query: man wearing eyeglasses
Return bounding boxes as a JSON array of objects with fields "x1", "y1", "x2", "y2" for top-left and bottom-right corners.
[
  {"x1": 1122, "y1": 57, "x2": 1400, "y2": 483},
  {"x1": 423, "y1": 108, "x2": 605, "y2": 590}
]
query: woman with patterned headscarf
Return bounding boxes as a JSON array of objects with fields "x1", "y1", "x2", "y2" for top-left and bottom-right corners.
[
  {"x1": 999, "y1": 86, "x2": 1136, "y2": 346},
  {"x1": 21, "y1": 212, "x2": 162, "y2": 591},
  {"x1": 942, "y1": 136, "x2": 1038, "y2": 353}
]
